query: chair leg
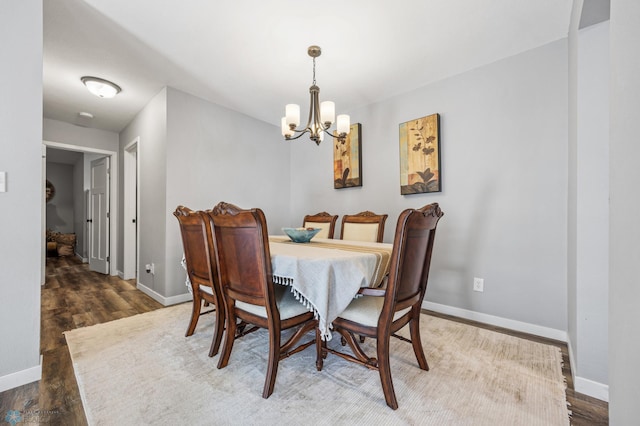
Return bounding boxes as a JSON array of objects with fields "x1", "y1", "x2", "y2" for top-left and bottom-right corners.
[
  {"x1": 185, "y1": 293, "x2": 202, "y2": 337},
  {"x1": 409, "y1": 315, "x2": 429, "y2": 371},
  {"x1": 262, "y1": 325, "x2": 281, "y2": 399},
  {"x1": 315, "y1": 327, "x2": 324, "y2": 371},
  {"x1": 217, "y1": 305, "x2": 237, "y2": 369},
  {"x1": 377, "y1": 334, "x2": 399, "y2": 410},
  {"x1": 208, "y1": 300, "x2": 225, "y2": 357}
]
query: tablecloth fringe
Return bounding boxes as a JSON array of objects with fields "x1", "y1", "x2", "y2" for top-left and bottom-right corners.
[{"x1": 273, "y1": 274, "x2": 332, "y2": 341}]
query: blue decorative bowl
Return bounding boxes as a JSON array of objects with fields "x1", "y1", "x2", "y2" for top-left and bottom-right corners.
[{"x1": 282, "y1": 227, "x2": 321, "y2": 243}]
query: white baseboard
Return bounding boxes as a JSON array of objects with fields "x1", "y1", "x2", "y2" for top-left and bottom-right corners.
[
  {"x1": 0, "y1": 361, "x2": 42, "y2": 393},
  {"x1": 568, "y1": 336, "x2": 609, "y2": 401},
  {"x1": 421, "y1": 301, "x2": 568, "y2": 342},
  {"x1": 137, "y1": 282, "x2": 192, "y2": 306},
  {"x1": 75, "y1": 253, "x2": 88, "y2": 263},
  {"x1": 575, "y1": 376, "x2": 609, "y2": 402}
]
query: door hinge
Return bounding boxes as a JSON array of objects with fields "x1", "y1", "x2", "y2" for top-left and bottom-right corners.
[
  {"x1": 107, "y1": 256, "x2": 110, "y2": 262},
  {"x1": 106, "y1": 212, "x2": 110, "y2": 218}
]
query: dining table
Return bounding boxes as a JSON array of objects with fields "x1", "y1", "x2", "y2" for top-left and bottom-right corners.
[
  {"x1": 268, "y1": 235, "x2": 393, "y2": 340},
  {"x1": 181, "y1": 236, "x2": 393, "y2": 340}
]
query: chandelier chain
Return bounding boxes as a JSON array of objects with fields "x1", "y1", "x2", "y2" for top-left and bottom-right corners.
[{"x1": 312, "y1": 57, "x2": 317, "y2": 86}]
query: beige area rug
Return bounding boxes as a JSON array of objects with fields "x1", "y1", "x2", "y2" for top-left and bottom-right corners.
[{"x1": 64, "y1": 303, "x2": 569, "y2": 425}]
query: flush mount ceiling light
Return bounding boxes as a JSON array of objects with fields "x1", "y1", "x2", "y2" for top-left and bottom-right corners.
[
  {"x1": 81, "y1": 76, "x2": 121, "y2": 98},
  {"x1": 281, "y1": 46, "x2": 350, "y2": 146}
]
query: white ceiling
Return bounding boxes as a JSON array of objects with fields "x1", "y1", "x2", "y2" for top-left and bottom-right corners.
[{"x1": 43, "y1": 0, "x2": 573, "y2": 133}]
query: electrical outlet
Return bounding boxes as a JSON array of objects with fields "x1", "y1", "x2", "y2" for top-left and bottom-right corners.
[
  {"x1": 473, "y1": 277, "x2": 484, "y2": 292},
  {"x1": 145, "y1": 263, "x2": 155, "y2": 274}
]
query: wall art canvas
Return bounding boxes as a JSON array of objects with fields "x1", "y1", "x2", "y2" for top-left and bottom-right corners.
[
  {"x1": 333, "y1": 123, "x2": 362, "y2": 189},
  {"x1": 399, "y1": 113, "x2": 441, "y2": 195}
]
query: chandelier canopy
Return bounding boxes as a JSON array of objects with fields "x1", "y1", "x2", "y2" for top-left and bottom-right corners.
[{"x1": 281, "y1": 46, "x2": 350, "y2": 146}]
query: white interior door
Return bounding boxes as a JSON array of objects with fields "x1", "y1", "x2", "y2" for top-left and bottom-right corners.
[{"x1": 89, "y1": 156, "x2": 110, "y2": 274}]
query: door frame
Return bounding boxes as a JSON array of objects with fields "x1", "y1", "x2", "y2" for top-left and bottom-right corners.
[
  {"x1": 43, "y1": 140, "x2": 119, "y2": 276},
  {"x1": 123, "y1": 137, "x2": 139, "y2": 280}
]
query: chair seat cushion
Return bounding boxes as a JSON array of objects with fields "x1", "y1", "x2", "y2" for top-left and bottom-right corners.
[
  {"x1": 337, "y1": 295, "x2": 411, "y2": 327},
  {"x1": 236, "y1": 285, "x2": 310, "y2": 320},
  {"x1": 198, "y1": 284, "x2": 214, "y2": 295}
]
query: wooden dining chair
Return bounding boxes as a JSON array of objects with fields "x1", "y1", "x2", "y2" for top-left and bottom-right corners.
[
  {"x1": 206, "y1": 202, "x2": 317, "y2": 398},
  {"x1": 317, "y1": 203, "x2": 443, "y2": 409},
  {"x1": 340, "y1": 211, "x2": 388, "y2": 243},
  {"x1": 303, "y1": 211, "x2": 338, "y2": 239},
  {"x1": 173, "y1": 206, "x2": 225, "y2": 357}
]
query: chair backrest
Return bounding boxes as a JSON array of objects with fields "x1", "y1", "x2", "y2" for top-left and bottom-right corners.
[
  {"x1": 340, "y1": 211, "x2": 388, "y2": 243},
  {"x1": 382, "y1": 203, "x2": 443, "y2": 319},
  {"x1": 303, "y1": 211, "x2": 338, "y2": 239},
  {"x1": 173, "y1": 206, "x2": 216, "y2": 293},
  {"x1": 206, "y1": 202, "x2": 279, "y2": 318}
]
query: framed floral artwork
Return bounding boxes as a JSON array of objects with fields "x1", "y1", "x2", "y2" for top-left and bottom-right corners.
[
  {"x1": 399, "y1": 113, "x2": 441, "y2": 195},
  {"x1": 333, "y1": 123, "x2": 362, "y2": 189}
]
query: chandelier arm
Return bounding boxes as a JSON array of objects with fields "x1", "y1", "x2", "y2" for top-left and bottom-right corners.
[
  {"x1": 322, "y1": 128, "x2": 347, "y2": 139},
  {"x1": 285, "y1": 130, "x2": 311, "y2": 141}
]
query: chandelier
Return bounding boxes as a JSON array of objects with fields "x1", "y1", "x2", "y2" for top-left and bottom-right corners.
[{"x1": 281, "y1": 46, "x2": 350, "y2": 146}]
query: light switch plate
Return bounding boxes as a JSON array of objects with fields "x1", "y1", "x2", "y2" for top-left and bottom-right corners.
[{"x1": 0, "y1": 171, "x2": 6, "y2": 192}]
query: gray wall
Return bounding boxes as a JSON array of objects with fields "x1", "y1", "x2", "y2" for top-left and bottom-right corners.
[
  {"x1": 46, "y1": 162, "x2": 75, "y2": 233},
  {"x1": 119, "y1": 88, "x2": 168, "y2": 296},
  {"x1": 576, "y1": 21, "x2": 609, "y2": 389},
  {"x1": 609, "y1": 1, "x2": 640, "y2": 423},
  {"x1": 164, "y1": 87, "x2": 291, "y2": 298},
  {"x1": 568, "y1": 1, "x2": 610, "y2": 399},
  {"x1": 291, "y1": 39, "x2": 569, "y2": 332},
  {"x1": 119, "y1": 87, "x2": 292, "y2": 300},
  {"x1": 567, "y1": 0, "x2": 579, "y2": 392},
  {"x1": 0, "y1": 0, "x2": 42, "y2": 385}
]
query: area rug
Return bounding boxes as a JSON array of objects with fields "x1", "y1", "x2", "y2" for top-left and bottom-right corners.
[{"x1": 64, "y1": 303, "x2": 569, "y2": 425}]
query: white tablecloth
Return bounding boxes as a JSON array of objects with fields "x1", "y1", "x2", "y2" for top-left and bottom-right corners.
[{"x1": 269, "y1": 236, "x2": 392, "y2": 340}]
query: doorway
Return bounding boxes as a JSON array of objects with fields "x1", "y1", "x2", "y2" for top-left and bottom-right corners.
[{"x1": 43, "y1": 141, "x2": 119, "y2": 276}]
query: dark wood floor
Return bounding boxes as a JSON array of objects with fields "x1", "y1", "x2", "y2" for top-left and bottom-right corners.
[{"x1": 0, "y1": 256, "x2": 607, "y2": 425}]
